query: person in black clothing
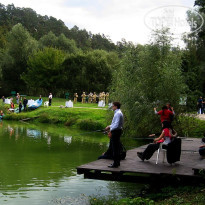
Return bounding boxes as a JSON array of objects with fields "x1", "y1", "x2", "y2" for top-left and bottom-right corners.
[
  {"x1": 98, "y1": 131, "x2": 126, "y2": 160},
  {"x1": 48, "y1": 93, "x2": 52, "y2": 106},
  {"x1": 23, "y1": 97, "x2": 28, "y2": 111},
  {"x1": 19, "y1": 101, "x2": 22, "y2": 113},
  {"x1": 105, "y1": 102, "x2": 124, "y2": 168}
]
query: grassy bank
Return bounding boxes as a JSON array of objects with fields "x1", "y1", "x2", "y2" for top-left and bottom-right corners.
[
  {"x1": 89, "y1": 184, "x2": 205, "y2": 205},
  {"x1": 1, "y1": 97, "x2": 109, "y2": 131},
  {"x1": 3, "y1": 96, "x2": 205, "y2": 136}
]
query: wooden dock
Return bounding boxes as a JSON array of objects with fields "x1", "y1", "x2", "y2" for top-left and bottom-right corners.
[{"x1": 77, "y1": 138, "x2": 205, "y2": 183}]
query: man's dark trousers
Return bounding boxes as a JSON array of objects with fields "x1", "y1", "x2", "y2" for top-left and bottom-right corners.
[{"x1": 111, "y1": 129, "x2": 122, "y2": 166}]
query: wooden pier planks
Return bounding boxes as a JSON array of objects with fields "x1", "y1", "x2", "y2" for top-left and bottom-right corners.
[{"x1": 77, "y1": 138, "x2": 205, "y2": 182}]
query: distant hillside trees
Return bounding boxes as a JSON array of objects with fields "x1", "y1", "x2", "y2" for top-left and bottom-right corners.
[
  {"x1": 0, "y1": 24, "x2": 38, "y2": 93},
  {"x1": 39, "y1": 32, "x2": 78, "y2": 53},
  {"x1": 0, "y1": 3, "x2": 119, "y2": 96},
  {"x1": 0, "y1": 3, "x2": 116, "y2": 52}
]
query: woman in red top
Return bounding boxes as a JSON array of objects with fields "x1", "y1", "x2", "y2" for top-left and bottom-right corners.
[
  {"x1": 137, "y1": 121, "x2": 176, "y2": 161},
  {"x1": 154, "y1": 106, "x2": 174, "y2": 123}
]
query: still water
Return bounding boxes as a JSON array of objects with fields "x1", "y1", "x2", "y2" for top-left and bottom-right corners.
[{"x1": 0, "y1": 121, "x2": 144, "y2": 205}]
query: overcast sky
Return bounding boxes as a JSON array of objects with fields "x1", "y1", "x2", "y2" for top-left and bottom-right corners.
[{"x1": 0, "y1": 0, "x2": 200, "y2": 45}]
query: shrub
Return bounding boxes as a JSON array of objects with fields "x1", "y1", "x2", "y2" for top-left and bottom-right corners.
[
  {"x1": 77, "y1": 119, "x2": 104, "y2": 131},
  {"x1": 89, "y1": 196, "x2": 154, "y2": 205},
  {"x1": 64, "y1": 118, "x2": 77, "y2": 126},
  {"x1": 38, "y1": 113, "x2": 50, "y2": 123}
]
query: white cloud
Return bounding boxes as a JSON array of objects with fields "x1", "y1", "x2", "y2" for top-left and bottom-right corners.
[{"x1": 0, "y1": 0, "x2": 196, "y2": 45}]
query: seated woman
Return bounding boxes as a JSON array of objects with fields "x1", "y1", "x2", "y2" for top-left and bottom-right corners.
[
  {"x1": 199, "y1": 137, "x2": 205, "y2": 157},
  {"x1": 137, "y1": 121, "x2": 177, "y2": 161}
]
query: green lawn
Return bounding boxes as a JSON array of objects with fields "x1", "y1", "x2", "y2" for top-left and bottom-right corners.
[
  {"x1": 2, "y1": 96, "x2": 110, "y2": 131},
  {"x1": 10, "y1": 95, "x2": 109, "y2": 108}
]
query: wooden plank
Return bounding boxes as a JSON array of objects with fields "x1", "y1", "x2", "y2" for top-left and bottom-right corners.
[{"x1": 77, "y1": 138, "x2": 205, "y2": 182}]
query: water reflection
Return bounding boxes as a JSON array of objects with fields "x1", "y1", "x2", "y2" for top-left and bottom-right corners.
[
  {"x1": 27, "y1": 129, "x2": 41, "y2": 138},
  {"x1": 64, "y1": 136, "x2": 72, "y2": 144},
  {"x1": 0, "y1": 121, "x2": 144, "y2": 204}
]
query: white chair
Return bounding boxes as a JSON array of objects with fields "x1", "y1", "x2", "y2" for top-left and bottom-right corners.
[
  {"x1": 44, "y1": 101, "x2": 49, "y2": 107},
  {"x1": 28, "y1": 99, "x2": 35, "y2": 106},
  {"x1": 5, "y1": 99, "x2": 11, "y2": 104},
  {"x1": 156, "y1": 143, "x2": 167, "y2": 164},
  {"x1": 98, "y1": 100, "x2": 105, "y2": 107},
  {"x1": 65, "y1": 100, "x2": 73, "y2": 108}
]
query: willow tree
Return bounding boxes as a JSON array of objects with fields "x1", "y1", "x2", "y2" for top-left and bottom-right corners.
[{"x1": 110, "y1": 29, "x2": 186, "y2": 137}]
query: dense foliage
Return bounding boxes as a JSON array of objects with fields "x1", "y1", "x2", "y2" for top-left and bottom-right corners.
[
  {"x1": 181, "y1": 1, "x2": 205, "y2": 109},
  {"x1": 0, "y1": 1, "x2": 205, "y2": 115},
  {"x1": 0, "y1": 3, "x2": 120, "y2": 97},
  {"x1": 110, "y1": 29, "x2": 186, "y2": 136},
  {"x1": 0, "y1": 3, "x2": 116, "y2": 51}
]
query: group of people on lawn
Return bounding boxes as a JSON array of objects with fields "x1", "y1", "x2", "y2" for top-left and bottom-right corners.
[{"x1": 1, "y1": 93, "x2": 53, "y2": 113}]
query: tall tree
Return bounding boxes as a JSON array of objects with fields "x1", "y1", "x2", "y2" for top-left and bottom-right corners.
[
  {"x1": 39, "y1": 31, "x2": 58, "y2": 48},
  {"x1": 0, "y1": 23, "x2": 38, "y2": 93},
  {"x1": 39, "y1": 32, "x2": 78, "y2": 53},
  {"x1": 22, "y1": 47, "x2": 66, "y2": 96},
  {"x1": 63, "y1": 50, "x2": 118, "y2": 94},
  {"x1": 195, "y1": 0, "x2": 205, "y2": 12}
]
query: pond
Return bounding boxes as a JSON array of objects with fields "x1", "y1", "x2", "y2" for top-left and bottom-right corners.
[{"x1": 0, "y1": 121, "x2": 145, "y2": 205}]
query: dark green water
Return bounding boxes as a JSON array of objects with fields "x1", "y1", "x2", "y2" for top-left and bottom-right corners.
[{"x1": 0, "y1": 121, "x2": 144, "y2": 205}]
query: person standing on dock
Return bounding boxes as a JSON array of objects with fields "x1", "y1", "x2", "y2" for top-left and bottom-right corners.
[{"x1": 105, "y1": 102, "x2": 124, "y2": 168}]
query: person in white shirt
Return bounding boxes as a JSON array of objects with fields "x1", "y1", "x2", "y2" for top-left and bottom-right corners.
[
  {"x1": 48, "y1": 93, "x2": 52, "y2": 106},
  {"x1": 105, "y1": 102, "x2": 124, "y2": 168}
]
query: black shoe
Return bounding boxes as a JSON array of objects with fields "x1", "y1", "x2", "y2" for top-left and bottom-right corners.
[
  {"x1": 108, "y1": 163, "x2": 119, "y2": 168},
  {"x1": 137, "y1": 152, "x2": 144, "y2": 161}
]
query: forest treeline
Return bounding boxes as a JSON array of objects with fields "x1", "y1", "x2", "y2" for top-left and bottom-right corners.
[
  {"x1": 0, "y1": 3, "x2": 117, "y2": 51},
  {"x1": 0, "y1": 1, "x2": 205, "y2": 115},
  {"x1": 0, "y1": 3, "x2": 122, "y2": 96}
]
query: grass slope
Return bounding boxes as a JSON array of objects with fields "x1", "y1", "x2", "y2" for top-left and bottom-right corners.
[{"x1": 2, "y1": 97, "x2": 109, "y2": 131}]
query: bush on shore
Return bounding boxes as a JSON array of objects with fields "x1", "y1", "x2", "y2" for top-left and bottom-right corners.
[{"x1": 3, "y1": 106, "x2": 108, "y2": 131}]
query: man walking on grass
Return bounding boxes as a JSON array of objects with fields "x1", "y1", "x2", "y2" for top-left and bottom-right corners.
[{"x1": 105, "y1": 102, "x2": 124, "y2": 168}]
